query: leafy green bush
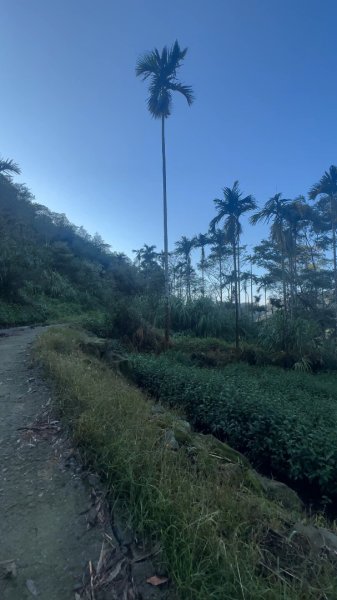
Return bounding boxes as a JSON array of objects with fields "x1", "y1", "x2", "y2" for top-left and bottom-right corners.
[
  {"x1": 259, "y1": 313, "x2": 325, "y2": 369},
  {"x1": 0, "y1": 299, "x2": 48, "y2": 326},
  {"x1": 129, "y1": 355, "x2": 337, "y2": 502}
]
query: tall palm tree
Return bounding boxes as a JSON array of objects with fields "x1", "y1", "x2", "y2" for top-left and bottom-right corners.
[
  {"x1": 136, "y1": 41, "x2": 194, "y2": 343},
  {"x1": 175, "y1": 235, "x2": 195, "y2": 300},
  {"x1": 309, "y1": 166, "x2": 337, "y2": 329},
  {"x1": 251, "y1": 193, "x2": 291, "y2": 313},
  {"x1": 193, "y1": 233, "x2": 210, "y2": 296},
  {"x1": 210, "y1": 181, "x2": 256, "y2": 349}
]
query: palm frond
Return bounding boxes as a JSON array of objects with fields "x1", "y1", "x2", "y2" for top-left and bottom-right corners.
[
  {"x1": 135, "y1": 51, "x2": 160, "y2": 79},
  {"x1": 169, "y1": 82, "x2": 194, "y2": 105},
  {"x1": 167, "y1": 40, "x2": 188, "y2": 74},
  {"x1": 309, "y1": 165, "x2": 337, "y2": 199},
  {"x1": 0, "y1": 158, "x2": 21, "y2": 176},
  {"x1": 209, "y1": 213, "x2": 222, "y2": 232}
]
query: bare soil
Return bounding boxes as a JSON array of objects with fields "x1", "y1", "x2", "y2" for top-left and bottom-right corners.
[{"x1": 0, "y1": 327, "x2": 170, "y2": 600}]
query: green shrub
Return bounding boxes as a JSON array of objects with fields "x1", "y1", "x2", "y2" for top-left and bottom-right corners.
[
  {"x1": 0, "y1": 299, "x2": 48, "y2": 326},
  {"x1": 129, "y1": 355, "x2": 337, "y2": 503},
  {"x1": 259, "y1": 313, "x2": 325, "y2": 369}
]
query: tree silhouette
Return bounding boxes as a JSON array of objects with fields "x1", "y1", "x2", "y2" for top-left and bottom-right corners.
[{"x1": 136, "y1": 41, "x2": 194, "y2": 343}]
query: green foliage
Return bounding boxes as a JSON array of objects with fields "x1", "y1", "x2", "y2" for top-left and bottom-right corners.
[
  {"x1": 35, "y1": 327, "x2": 337, "y2": 600},
  {"x1": 0, "y1": 172, "x2": 143, "y2": 326},
  {"x1": 258, "y1": 312, "x2": 335, "y2": 369},
  {"x1": 157, "y1": 297, "x2": 254, "y2": 339},
  {"x1": 129, "y1": 354, "x2": 337, "y2": 503},
  {"x1": 0, "y1": 299, "x2": 48, "y2": 326}
]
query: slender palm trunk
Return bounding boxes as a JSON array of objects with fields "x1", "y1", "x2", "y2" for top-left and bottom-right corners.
[
  {"x1": 288, "y1": 248, "x2": 293, "y2": 316},
  {"x1": 201, "y1": 246, "x2": 205, "y2": 296},
  {"x1": 233, "y1": 240, "x2": 239, "y2": 350},
  {"x1": 280, "y1": 247, "x2": 288, "y2": 351},
  {"x1": 219, "y1": 253, "x2": 223, "y2": 304},
  {"x1": 250, "y1": 262, "x2": 254, "y2": 323},
  {"x1": 331, "y1": 199, "x2": 337, "y2": 332},
  {"x1": 187, "y1": 256, "x2": 191, "y2": 300},
  {"x1": 161, "y1": 116, "x2": 170, "y2": 344},
  {"x1": 237, "y1": 236, "x2": 241, "y2": 315},
  {"x1": 281, "y1": 248, "x2": 287, "y2": 313},
  {"x1": 293, "y1": 231, "x2": 298, "y2": 314}
]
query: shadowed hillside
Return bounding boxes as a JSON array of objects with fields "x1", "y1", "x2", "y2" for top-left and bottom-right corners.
[{"x1": 0, "y1": 160, "x2": 142, "y2": 325}]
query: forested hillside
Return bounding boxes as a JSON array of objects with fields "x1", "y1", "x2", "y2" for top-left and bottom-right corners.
[{"x1": 0, "y1": 158, "x2": 142, "y2": 326}]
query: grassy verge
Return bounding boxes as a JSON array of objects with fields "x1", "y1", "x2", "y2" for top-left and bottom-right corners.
[{"x1": 35, "y1": 327, "x2": 337, "y2": 600}]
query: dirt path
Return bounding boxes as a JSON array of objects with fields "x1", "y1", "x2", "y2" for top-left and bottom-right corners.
[
  {"x1": 0, "y1": 327, "x2": 170, "y2": 600},
  {"x1": 0, "y1": 326, "x2": 105, "y2": 598}
]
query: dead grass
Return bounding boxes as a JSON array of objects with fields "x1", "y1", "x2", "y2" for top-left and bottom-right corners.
[{"x1": 34, "y1": 327, "x2": 337, "y2": 600}]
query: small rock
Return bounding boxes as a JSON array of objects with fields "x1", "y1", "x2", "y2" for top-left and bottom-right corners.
[
  {"x1": 291, "y1": 523, "x2": 337, "y2": 556},
  {"x1": 257, "y1": 476, "x2": 303, "y2": 512},
  {"x1": 173, "y1": 420, "x2": 192, "y2": 444},
  {"x1": 163, "y1": 430, "x2": 179, "y2": 451},
  {"x1": 175, "y1": 419, "x2": 191, "y2": 433},
  {"x1": 220, "y1": 462, "x2": 243, "y2": 484}
]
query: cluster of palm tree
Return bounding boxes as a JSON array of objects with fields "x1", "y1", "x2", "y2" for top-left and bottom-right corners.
[{"x1": 137, "y1": 42, "x2": 337, "y2": 346}]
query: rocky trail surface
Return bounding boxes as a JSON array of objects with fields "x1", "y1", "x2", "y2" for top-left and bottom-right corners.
[{"x1": 0, "y1": 327, "x2": 170, "y2": 600}]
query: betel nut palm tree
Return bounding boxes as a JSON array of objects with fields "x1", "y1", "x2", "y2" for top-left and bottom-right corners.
[
  {"x1": 136, "y1": 41, "x2": 194, "y2": 343},
  {"x1": 210, "y1": 181, "x2": 256, "y2": 349},
  {"x1": 309, "y1": 166, "x2": 337, "y2": 330},
  {"x1": 251, "y1": 193, "x2": 291, "y2": 314}
]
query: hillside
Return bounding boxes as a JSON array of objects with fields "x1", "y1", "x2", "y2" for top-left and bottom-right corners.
[{"x1": 0, "y1": 160, "x2": 140, "y2": 326}]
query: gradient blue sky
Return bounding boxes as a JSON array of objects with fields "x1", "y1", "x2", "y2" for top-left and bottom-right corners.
[{"x1": 1, "y1": 0, "x2": 337, "y2": 259}]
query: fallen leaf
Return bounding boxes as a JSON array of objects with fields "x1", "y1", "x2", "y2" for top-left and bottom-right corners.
[
  {"x1": 26, "y1": 579, "x2": 38, "y2": 596},
  {"x1": 106, "y1": 559, "x2": 125, "y2": 583},
  {"x1": 146, "y1": 575, "x2": 169, "y2": 586}
]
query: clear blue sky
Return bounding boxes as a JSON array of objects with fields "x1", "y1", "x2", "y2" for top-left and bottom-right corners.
[{"x1": 1, "y1": 0, "x2": 336, "y2": 258}]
